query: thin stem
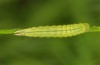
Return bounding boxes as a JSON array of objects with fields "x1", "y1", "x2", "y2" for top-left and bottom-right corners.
[
  {"x1": 0, "y1": 29, "x2": 19, "y2": 35},
  {"x1": 0, "y1": 26, "x2": 100, "y2": 35},
  {"x1": 89, "y1": 26, "x2": 100, "y2": 32}
]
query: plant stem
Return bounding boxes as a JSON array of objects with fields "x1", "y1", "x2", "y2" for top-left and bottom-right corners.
[
  {"x1": 0, "y1": 26, "x2": 100, "y2": 35},
  {"x1": 89, "y1": 26, "x2": 100, "y2": 32},
  {"x1": 0, "y1": 29, "x2": 19, "y2": 35}
]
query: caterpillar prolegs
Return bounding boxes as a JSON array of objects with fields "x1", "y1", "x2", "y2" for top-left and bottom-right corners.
[{"x1": 14, "y1": 23, "x2": 90, "y2": 38}]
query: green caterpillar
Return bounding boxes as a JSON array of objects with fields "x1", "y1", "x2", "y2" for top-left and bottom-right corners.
[{"x1": 14, "y1": 23, "x2": 90, "y2": 38}]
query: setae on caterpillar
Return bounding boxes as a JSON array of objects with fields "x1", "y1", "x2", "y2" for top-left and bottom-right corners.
[{"x1": 14, "y1": 23, "x2": 90, "y2": 38}]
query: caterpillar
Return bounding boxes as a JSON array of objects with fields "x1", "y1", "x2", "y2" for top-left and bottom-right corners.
[{"x1": 14, "y1": 23, "x2": 90, "y2": 38}]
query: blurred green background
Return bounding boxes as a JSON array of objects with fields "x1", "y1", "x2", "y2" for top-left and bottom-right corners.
[{"x1": 0, "y1": 0, "x2": 100, "y2": 65}]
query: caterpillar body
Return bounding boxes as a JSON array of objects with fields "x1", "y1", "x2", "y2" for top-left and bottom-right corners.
[{"x1": 14, "y1": 23, "x2": 90, "y2": 38}]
